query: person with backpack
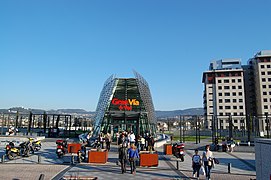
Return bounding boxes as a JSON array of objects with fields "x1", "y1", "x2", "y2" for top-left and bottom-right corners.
[
  {"x1": 127, "y1": 144, "x2": 139, "y2": 175},
  {"x1": 192, "y1": 149, "x2": 201, "y2": 179}
]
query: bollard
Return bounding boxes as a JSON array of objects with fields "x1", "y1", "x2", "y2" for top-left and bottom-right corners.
[
  {"x1": 228, "y1": 163, "x2": 231, "y2": 173},
  {"x1": 71, "y1": 155, "x2": 75, "y2": 165},
  {"x1": 2, "y1": 155, "x2": 5, "y2": 163},
  {"x1": 176, "y1": 160, "x2": 179, "y2": 170},
  {"x1": 38, "y1": 174, "x2": 45, "y2": 180},
  {"x1": 38, "y1": 155, "x2": 41, "y2": 164}
]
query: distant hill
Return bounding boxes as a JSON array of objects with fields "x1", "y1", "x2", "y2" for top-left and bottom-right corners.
[
  {"x1": 0, "y1": 107, "x2": 203, "y2": 117},
  {"x1": 155, "y1": 108, "x2": 204, "y2": 118}
]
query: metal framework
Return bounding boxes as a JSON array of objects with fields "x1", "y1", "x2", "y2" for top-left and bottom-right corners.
[{"x1": 92, "y1": 72, "x2": 156, "y2": 138}]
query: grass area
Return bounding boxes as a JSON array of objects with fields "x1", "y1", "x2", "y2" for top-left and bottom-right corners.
[{"x1": 170, "y1": 135, "x2": 210, "y2": 142}]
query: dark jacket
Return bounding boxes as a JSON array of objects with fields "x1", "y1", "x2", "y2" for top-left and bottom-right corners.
[{"x1": 119, "y1": 147, "x2": 128, "y2": 160}]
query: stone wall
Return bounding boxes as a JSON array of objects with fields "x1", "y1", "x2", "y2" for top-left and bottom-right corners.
[{"x1": 255, "y1": 138, "x2": 271, "y2": 180}]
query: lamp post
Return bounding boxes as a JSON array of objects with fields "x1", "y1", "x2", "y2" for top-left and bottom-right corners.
[{"x1": 179, "y1": 115, "x2": 182, "y2": 142}]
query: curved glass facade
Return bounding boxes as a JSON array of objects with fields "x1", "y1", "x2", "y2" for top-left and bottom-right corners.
[{"x1": 92, "y1": 72, "x2": 156, "y2": 138}]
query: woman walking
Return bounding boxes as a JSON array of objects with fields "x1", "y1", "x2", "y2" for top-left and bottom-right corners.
[
  {"x1": 202, "y1": 145, "x2": 213, "y2": 180},
  {"x1": 128, "y1": 144, "x2": 139, "y2": 175}
]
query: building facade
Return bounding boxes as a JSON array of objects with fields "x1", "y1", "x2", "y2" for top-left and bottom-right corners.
[
  {"x1": 202, "y1": 59, "x2": 247, "y2": 130},
  {"x1": 92, "y1": 72, "x2": 156, "y2": 139},
  {"x1": 248, "y1": 50, "x2": 271, "y2": 135},
  {"x1": 203, "y1": 50, "x2": 271, "y2": 136}
]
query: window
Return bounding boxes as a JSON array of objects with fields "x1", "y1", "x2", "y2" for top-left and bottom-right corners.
[
  {"x1": 218, "y1": 80, "x2": 222, "y2": 83},
  {"x1": 224, "y1": 86, "x2": 230, "y2": 89},
  {"x1": 269, "y1": 92, "x2": 271, "y2": 95},
  {"x1": 269, "y1": 85, "x2": 271, "y2": 88},
  {"x1": 209, "y1": 92, "x2": 213, "y2": 95},
  {"x1": 234, "y1": 120, "x2": 238, "y2": 123},
  {"x1": 218, "y1": 93, "x2": 222, "y2": 96},
  {"x1": 240, "y1": 120, "x2": 244, "y2": 123},
  {"x1": 239, "y1": 99, "x2": 243, "y2": 102},
  {"x1": 238, "y1": 79, "x2": 242, "y2": 82},
  {"x1": 263, "y1": 92, "x2": 267, "y2": 95},
  {"x1": 262, "y1": 72, "x2": 266, "y2": 75},
  {"x1": 233, "y1": 99, "x2": 237, "y2": 103},
  {"x1": 268, "y1": 71, "x2": 271, "y2": 75},
  {"x1": 232, "y1": 92, "x2": 236, "y2": 96},
  {"x1": 239, "y1": 106, "x2": 243, "y2": 109},
  {"x1": 262, "y1": 78, "x2": 266, "y2": 82},
  {"x1": 220, "y1": 120, "x2": 224, "y2": 123},
  {"x1": 238, "y1": 86, "x2": 242, "y2": 89},
  {"x1": 239, "y1": 92, "x2": 243, "y2": 96},
  {"x1": 219, "y1": 99, "x2": 223, "y2": 103},
  {"x1": 225, "y1": 99, "x2": 231, "y2": 103},
  {"x1": 219, "y1": 113, "x2": 223, "y2": 116},
  {"x1": 233, "y1": 106, "x2": 237, "y2": 109},
  {"x1": 264, "y1": 105, "x2": 268, "y2": 109},
  {"x1": 218, "y1": 86, "x2": 222, "y2": 90},
  {"x1": 268, "y1": 78, "x2": 271, "y2": 82},
  {"x1": 263, "y1": 85, "x2": 267, "y2": 88},
  {"x1": 268, "y1": 65, "x2": 271, "y2": 68},
  {"x1": 232, "y1": 86, "x2": 236, "y2": 89},
  {"x1": 224, "y1": 79, "x2": 229, "y2": 83},
  {"x1": 225, "y1": 92, "x2": 230, "y2": 96},
  {"x1": 225, "y1": 106, "x2": 231, "y2": 109},
  {"x1": 219, "y1": 106, "x2": 223, "y2": 109},
  {"x1": 264, "y1": 98, "x2": 268, "y2": 102},
  {"x1": 240, "y1": 112, "x2": 244, "y2": 116},
  {"x1": 232, "y1": 79, "x2": 236, "y2": 83},
  {"x1": 261, "y1": 65, "x2": 265, "y2": 68}
]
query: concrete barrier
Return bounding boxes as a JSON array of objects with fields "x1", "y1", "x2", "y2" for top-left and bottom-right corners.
[{"x1": 255, "y1": 138, "x2": 271, "y2": 180}]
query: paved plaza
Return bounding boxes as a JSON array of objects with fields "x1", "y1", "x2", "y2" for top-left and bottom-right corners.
[{"x1": 0, "y1": 138, "x2": 256, "y2": 180}]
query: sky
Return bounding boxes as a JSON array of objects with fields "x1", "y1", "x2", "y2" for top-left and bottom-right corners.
[{"x1": 1, "y1": 0, "x2": 271, "y2": 111}]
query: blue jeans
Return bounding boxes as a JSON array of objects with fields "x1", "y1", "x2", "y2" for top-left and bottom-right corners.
[{"x1": 204, "y1": 161, "x2": 212, "y2": 179}]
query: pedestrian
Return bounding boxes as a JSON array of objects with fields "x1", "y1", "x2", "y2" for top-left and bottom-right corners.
[
  {"x1": 105, "y1": 132, "x2": 112, "y2": 151},
  {"x1": 140, "y1": 136, "x2": 145, "y2": 151},
  {"x1": 192, "y1": 149, "x2": 201, "y2": 179},
  {"x1": 202, "y1": 145, "x2": 213, "y2": 180},
  {"x1": 128, "y1": 144, "x2": 139, "y2": 175},
  {"x1": 118, "y1": 142, "x2": 128, "y2": 174}
]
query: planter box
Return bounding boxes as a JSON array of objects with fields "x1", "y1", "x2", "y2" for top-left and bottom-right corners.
[
  {"x1": 139, "y1": 152, "x2": 159, "y2": 167},
  {"x1": 164, "y1": 144, "x2": 172, "y2": 155},
  {"x1": 67, "y1": 143, "x2": 81, "y2": 153},
  {"x1": 88, "y1": 149, "x2": 108, "y2": 163}
]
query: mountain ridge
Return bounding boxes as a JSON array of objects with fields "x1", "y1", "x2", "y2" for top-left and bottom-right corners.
[{"x1": 0, "y1": 107, "x2": 204, "y2": 117}]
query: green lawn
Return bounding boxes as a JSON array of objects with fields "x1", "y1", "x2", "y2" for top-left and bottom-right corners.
[{"x1": 163, "y1": 133, "x2": 210, "y2": 142}]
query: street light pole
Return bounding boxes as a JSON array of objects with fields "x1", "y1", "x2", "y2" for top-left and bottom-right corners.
[
  {"x1": 179, "y1": 115, "x2": 182, "y2": 142},
  {"x1": 196, "y1": 116, "x2": 198, "y2": 144}
]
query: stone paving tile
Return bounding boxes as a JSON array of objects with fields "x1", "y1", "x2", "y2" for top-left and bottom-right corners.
[
  {"x1": 0, "y1": 164, "x2": 69, "y2": 180},
  {"x1": 0, "y1": 139, "x2": 257, "y2": 180}
]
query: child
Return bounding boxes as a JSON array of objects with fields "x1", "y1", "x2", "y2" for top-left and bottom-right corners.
[{"x1": 192, "y1": 149, "x2": 201, "y2": 179}]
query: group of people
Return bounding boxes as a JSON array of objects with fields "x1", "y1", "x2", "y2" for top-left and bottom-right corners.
[
  {"x1": 97, "y1": 132, "x2": 112, "y2": 151},
  {"x1": 117, "y1": 131, "x2": 156, "y2": 175},
  {"x1": 116, "y1": 131, "x2": 155, "y2": 152},
  {"x1": 192, "y1": 145, "x2": 215, "y2": 180}
]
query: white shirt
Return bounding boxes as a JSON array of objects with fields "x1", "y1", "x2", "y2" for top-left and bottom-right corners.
[
  {"x1": 129, "y1": 133, "x2": 136, "y2": 143},
  {"x1": 202, "y1": 150, "x2": 213, "y2": 162}
]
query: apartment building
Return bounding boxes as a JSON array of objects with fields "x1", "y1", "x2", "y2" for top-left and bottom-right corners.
[
  {"x1": 248, "y1": 50, "x2": 271, "y2": 134},
  {"x1": 202, "y1": 59, "x2": 246, "y2": 130}
]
